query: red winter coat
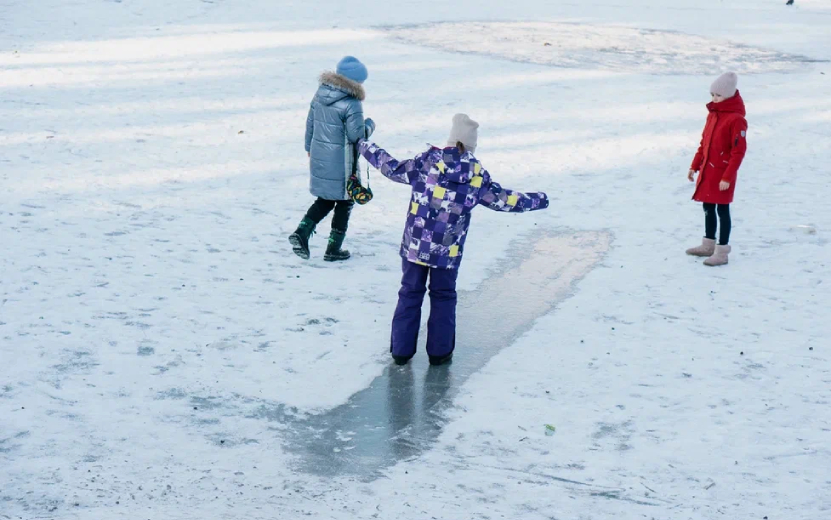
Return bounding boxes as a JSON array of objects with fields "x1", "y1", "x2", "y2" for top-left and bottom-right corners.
[{"x1": 691, "y1": 91, "x2": 748, "y2": 205}]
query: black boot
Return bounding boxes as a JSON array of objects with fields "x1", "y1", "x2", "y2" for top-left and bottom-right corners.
[
  {"x1": 324, "y1": 229, "x2": 350, "y2": 262},
  {"x1": 428, "y1": 352, "x2": 453, "y2": 366},
  {"x1": 289, "y1": 217, "x2": 316, "y2": 259},
  {"x1": 392, "y1": 354, "x2": 413, "y2": 366}
]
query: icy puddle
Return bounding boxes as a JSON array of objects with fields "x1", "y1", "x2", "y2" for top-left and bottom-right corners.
[
  {"x1": 383, "y1": 22, "x2": 826, "y2": 75},
  {"x1": 275, "y1": 230, "x2": 611, "y2": 480}
]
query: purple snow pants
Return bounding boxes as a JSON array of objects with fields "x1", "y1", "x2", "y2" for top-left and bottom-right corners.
[{"x1": 391, "y1": 259, "x2": 458, "y2": 359}]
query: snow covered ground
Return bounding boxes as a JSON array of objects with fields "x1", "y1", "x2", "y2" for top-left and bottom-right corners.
[{"x1": 1, "y1": 0, "x2": 830, "y2": 519}]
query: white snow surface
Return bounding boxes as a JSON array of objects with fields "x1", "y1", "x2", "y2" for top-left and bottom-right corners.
[
  {"x1": 1, "y1": 0, "x2": 830, "y2": 519},
  {"x1": 386, "y1": 22, "x2": 823, "y2": 74}
]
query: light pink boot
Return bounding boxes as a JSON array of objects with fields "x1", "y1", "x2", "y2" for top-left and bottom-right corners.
[
  {"x1": 704, "y1": 245, "x2": 731, "y2": 266},
  {"x1": 686, "y1": 238, "x2": 716, "y2": 257}
]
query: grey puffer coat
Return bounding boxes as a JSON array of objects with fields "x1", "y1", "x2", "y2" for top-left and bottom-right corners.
[{"x1": 305, "y1": 72, "x2": 372, "y2": 200}]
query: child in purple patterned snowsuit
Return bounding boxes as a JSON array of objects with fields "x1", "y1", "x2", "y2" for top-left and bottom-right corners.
[{"x1": 358, "y1": 114, "x2": 550, "y2": 366}]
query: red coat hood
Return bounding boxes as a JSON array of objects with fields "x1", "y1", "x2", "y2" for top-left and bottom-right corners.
[{"x1": 707, "y1": 90, "x2": 746, "y2": 116}]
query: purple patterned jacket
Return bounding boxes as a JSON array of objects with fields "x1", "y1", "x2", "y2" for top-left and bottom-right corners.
[{"x1": 358, "y1": 140, "x2": 549, "y2": 270}]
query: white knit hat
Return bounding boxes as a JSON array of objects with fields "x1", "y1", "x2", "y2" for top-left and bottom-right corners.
[
  {"x1": 711, "y1": 72, "x2": 738, "y2": 98},
  {"x1": 447, "y1": 113, "x2": 479, "y2": 153}
]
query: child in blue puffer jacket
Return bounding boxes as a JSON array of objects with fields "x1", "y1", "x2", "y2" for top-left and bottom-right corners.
[
  {"x1": 358, "y1": 114, "x2": 549, "y2": 366},
  {"x1": 290, "y1": 56, "x2": 375, "y2": 262}
]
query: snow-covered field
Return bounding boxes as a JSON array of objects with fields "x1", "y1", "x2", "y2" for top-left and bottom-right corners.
[{"x1": 2, "y1": 0, "x2": 830, "y2": 519}]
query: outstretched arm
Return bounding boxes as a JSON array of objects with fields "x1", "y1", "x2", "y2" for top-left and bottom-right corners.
[
  {"x1": 478, "y1": 170, "x2": 549, "y2": 213},
  {"x1": 358, "y1": 140, "x2": 425, "y2": 185}
]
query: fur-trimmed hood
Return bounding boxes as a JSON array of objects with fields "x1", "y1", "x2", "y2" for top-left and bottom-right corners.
[{"x1": 319, "y1": 71, "x2": 365, "y2": 102}]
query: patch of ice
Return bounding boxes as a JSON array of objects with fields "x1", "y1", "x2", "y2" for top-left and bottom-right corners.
[{"x1": 384, "y1": 22, "x2": 825, "y2": 75}]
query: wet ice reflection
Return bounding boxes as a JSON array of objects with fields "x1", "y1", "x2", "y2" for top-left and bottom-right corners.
[{"x1": 282, "y1": 230, "x2": 611, "y2": 480}]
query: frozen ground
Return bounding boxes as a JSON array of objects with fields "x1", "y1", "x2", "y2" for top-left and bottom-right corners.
[
  {"x1": 386, "y1": 22, "x2": 825, "y2": 74},
  {"x1": 1, "y1": 0, "x2": 830, "y2": 519}
]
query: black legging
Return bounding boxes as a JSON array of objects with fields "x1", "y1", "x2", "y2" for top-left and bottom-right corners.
[
  {"x1": 703, "y1": 203, "x2": 731, "y2": 246},
  {"x1": 304, "y1": 198, "x2": 354, "y2": 232}
]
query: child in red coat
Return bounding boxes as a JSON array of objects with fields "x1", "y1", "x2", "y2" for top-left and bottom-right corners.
[{"x1": 686, "y1": 72, "x2": 748, "y2": 266}]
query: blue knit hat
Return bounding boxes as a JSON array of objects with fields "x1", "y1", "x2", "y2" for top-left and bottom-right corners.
[{"x1": 336, "y1": 56, "x2": 368, "y2": 84}]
